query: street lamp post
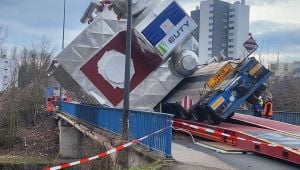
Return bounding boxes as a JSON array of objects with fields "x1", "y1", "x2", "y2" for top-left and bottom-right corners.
[
  {"x1": 59, "y1": 0, "x2": 66, "y2": 105},
  {"x1": 62, "y1": 0, "x2": 66, "y2": 50},
  {"x1": 123, "y1": 0, "x2": 133, "y2": 140}
]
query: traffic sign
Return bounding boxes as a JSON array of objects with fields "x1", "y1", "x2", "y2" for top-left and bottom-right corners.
[{"x1": 243, "y1": 34, "x2": 258, "y2": 53}]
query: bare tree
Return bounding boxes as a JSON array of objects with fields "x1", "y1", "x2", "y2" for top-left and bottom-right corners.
[
  {"x1": 17, "y1": 37, "x2": 53, "y2": 124},
  {"x1": 0, "y1": 33, "x2": 54, "y2": 149},
  {"x1": 0, "y1": 26, "x2": 8, "y2": 55},
  {"x1": 0, "y1": 49, "x2": 20, "y2": 149}
]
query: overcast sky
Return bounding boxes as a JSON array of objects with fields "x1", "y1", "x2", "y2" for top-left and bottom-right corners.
[{"x1": 1, "y1": 0, "x2": 300, "y2": 62}]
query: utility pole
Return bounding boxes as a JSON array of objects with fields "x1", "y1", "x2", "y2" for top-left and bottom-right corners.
[{"x1": 123, "y1": 0, "x2": 133, "y2": 140}]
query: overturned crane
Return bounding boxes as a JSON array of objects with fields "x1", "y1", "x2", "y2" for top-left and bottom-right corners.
[
  {"x1": 48, "y1": 0, "x2": 271, "y2": 124},
  {"x1": 48, "y1": 0, "x2": 200, "y2": 110}
]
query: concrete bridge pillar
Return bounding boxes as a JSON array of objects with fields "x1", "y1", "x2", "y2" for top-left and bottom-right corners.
[{"x1": 58, "y1": 119, "x2": 82, "y2": 158}]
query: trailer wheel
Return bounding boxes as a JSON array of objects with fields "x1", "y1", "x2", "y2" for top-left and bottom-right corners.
[
  {"x1": 246, "y1": 95, "x2": 259, "y2": 105},
  {"x1": 162, "y1": 103, "x2": 191, "y2": 120},
  {"x1": 189, "y1": 104, "x2": 208, "y2": 122},
  {"x1": 207, "y1": 112, "x2": 222, "y2": 125},
  {"x1": 246, "y1": 83, "x2": 268, "y2": 104},
  {"x1": 176, "y1": 103, "x2": 192, "y2": 120},
  {"x1": 226, "y1": 112, "x2": 235, "y2": 120},
  {"x1": 253, "y1": 83, "x2": 268, "y2": 96}
]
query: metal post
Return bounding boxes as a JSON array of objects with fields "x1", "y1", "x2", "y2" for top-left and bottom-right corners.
[
  {"x1": 246, "y1": 46, "x2": 258, "y2": 58},
  {"x1": 123, "y1": 0, "x2": 133, "y2": 140},
  {"x1": 62, "y1": 0, "x2": 66, "y2": 50},
  {"x1": 60, "y1": 0, "x2": 66, "y2": 106}
]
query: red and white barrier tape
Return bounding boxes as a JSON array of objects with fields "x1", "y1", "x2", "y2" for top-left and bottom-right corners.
[
  {"x1": 44, "y1": 126, "x2": 171, "y2": 170},
  {"x1": 173, "y1": 120, "x2": 300, "y2": 151}
]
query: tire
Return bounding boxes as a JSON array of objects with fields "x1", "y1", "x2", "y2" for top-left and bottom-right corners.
[
  {"x1": 246, "y1": 95, "x2": 259, "y2": 105},
  {"x1": 226, "y1": 112, "x2": 235, "y2": 120},
  {"x1": 207, "y1": 112, "x2": 222, "y2": 125},
  {"x1": 175, "y1": 103, "x2": 192, "y2": 120},
  {"x1": 189, "y1": 104, "x2": 209, "y2": 122},
  {"x1": 253, "y1": 83, "x2": 268, "y2": 96},
  {"x1": 162, "y1": 103, "x2": 191, "y2": 120}
]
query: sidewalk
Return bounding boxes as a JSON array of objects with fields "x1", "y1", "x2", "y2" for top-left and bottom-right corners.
[{"x1": 172, "y1": 142, "x2": 235, "y2": 170}]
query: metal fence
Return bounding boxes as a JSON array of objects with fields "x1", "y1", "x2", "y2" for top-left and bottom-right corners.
[
  {"x1": 272, "y1": 111, "x2": 300, "y2": 126},
  {"x1": 236, "y1": 109, "x2": 300, "y2": 126},
  {"x1": 60, "y1": 102, "x2": 173, "y2": 157}
]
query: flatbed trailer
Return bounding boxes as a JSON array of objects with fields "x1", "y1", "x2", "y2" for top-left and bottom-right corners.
[
  {"x1": 173, "y1": 113, "x2": 300, "y2": 165},
  {"x1": 233, "y1": 113, "x2": 300, "y2": 136}
]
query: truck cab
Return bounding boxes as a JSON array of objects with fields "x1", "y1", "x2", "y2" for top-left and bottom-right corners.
[
  {"x1": 162, "y1": 57, "x2": 272, "y2": 124},
  {"x1": 162, "y1": 58, "x2": 272, "y2": 124}
]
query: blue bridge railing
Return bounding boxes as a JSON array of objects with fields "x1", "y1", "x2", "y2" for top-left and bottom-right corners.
[
  {"x1": 236, "y1": 109, "x2": 300, "y2": 125},
  {"x1": 272, "y1": 111, "x2": 300, "y2": 126},
  {"x1": 60, "y1": 102, "x2": 173, "y2": 157}
]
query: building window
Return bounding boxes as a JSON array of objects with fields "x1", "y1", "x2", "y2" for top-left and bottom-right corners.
[
  {"x1": 228, "y1": 39, "x2": 234, "y2": 42},
  {"x1": 229, "y1": 45, "x2": 234, "y2": 48},
  {"x1": 209, "y1": 10, "x2": 213, "y2": 14},
  {"x1": 4, "y1": 61, "x2": 8, "y2": 63},
  {"x1": 210, "y1": 4, "x2": 214, "y2": 7},
  {"x1": 228, "y1": 51, "x2": 233, "y2": 54},
  {"x1": 229, "y1": 15, "x2": 235, "y2": 18},
  {"x1": 229, "y1": 8, "x2": 235, "y2": 12},
  {"x1": 209, "y1": 29, "x2": 213, "y2": 32},
  {"x1": 270, "y1": 64, "x2": 277, "y2": 71},
  {"x1": 228, "y1": 33, "x2": 234, "y2": 36},
  {"x1": 208, "y1": 41, "x2": 212, "y2": 44},
  {"x1": 209, "y1": 23, "x2": 213, "y2": 26},
  {"x1": 284, "y1": 64, "x2": 289, "y2": 70},
  {"x1": 229, "y1": 27, "x2": 234, "y2": 30},
  {"x1": 229, "y1": 21, "x2": 234, "y2": 24},
  {"x1": 3, "y1": 76, "x2": 7, "y2": 78},
  {"x1": 208, "y1": 48, "x2": 212, "y2": 51},
  {"x1": 209, "y1": 17, "x2": 213, "y2": 20},
  {"x1": 209, "y1": 35, "x2": 213, "y2": 38}
]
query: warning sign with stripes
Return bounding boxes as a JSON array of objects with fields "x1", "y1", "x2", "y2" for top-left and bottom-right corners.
[
  {"x1": 180, "y1": 95, "x2": 193, "y2": 111},
  {"x1": 243, "y1": 34, "x2": 258, "y2": 53}
]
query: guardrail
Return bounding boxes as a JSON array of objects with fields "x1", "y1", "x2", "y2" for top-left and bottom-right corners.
[
  {"x1": 236, "y1": 109, "x2": 300, "y2": 126},
  {"x1": 60, "y1": 102, "x2": 173, "y2": 157}
]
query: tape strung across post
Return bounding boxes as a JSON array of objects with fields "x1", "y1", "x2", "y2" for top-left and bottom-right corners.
[
  {"x1": 173, "y1": 120, "x2": 300, "y2": 151},
  {"x1": 44, "y1": 126, "x2": 171, "y2": 170}
]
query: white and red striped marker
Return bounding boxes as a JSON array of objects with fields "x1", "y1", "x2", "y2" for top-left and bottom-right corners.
[
  {"x1": 44, "y1": 126, "x2": 171, "y2": 170},
  {"x1": 173, "y1": 120, "x2": 300, "y2": 152},
  {"x1": 181, "y1": 95, "x2": 193, "y2": 111}
]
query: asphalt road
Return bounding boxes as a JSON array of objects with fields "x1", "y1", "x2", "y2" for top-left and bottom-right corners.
[{"x1": 174, "y1": 139, "x2": 299, "y2": 170}]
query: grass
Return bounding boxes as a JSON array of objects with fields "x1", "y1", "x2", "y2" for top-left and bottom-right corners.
[
  {"x1": 0, "y1": 155, "x2": 62, "y2": 164},
  {"x1": 128, "y1": 160, "x2": 176, "y2": 170}
]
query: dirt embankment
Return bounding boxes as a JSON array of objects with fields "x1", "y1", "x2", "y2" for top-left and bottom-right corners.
[
  {"x1": 0, "y1": 113, "x2": 114, "y2": 169},
  {"x1": 0, "y1": 112, "x2": 59, "y2": 163}
]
